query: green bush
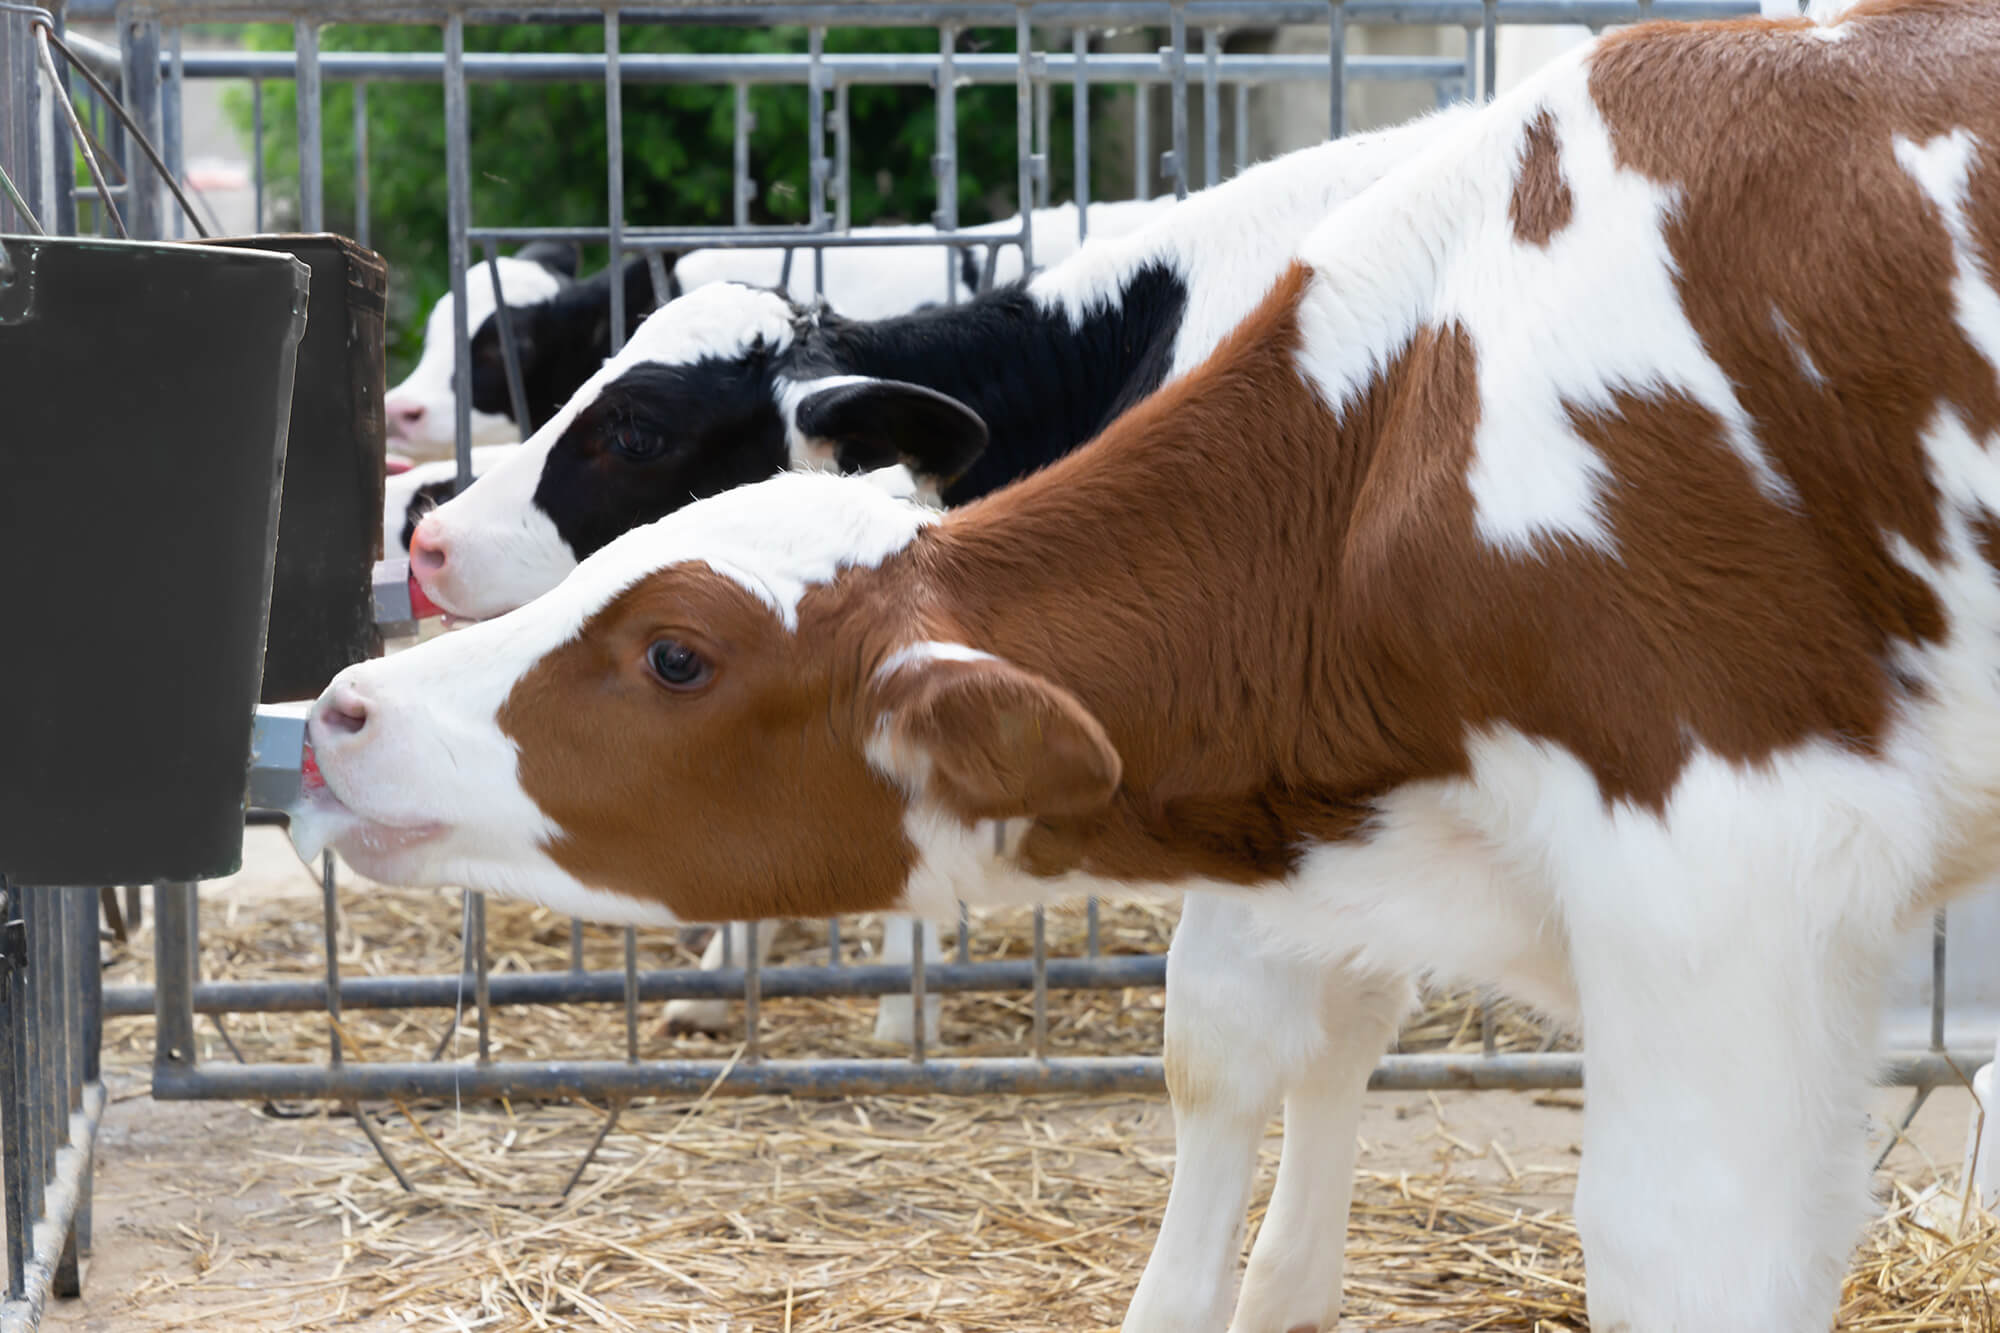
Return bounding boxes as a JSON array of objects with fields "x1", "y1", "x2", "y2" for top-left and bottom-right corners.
[{"x1": 226, "y1": 22, "x2": 1089, "y2": 373}]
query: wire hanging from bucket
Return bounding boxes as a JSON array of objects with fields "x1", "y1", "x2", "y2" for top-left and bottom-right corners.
[{"x1": 1, "y1": 1, "x2": 210, "y2": 241}]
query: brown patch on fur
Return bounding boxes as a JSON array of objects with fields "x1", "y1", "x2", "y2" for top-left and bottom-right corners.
[
  {"x1": 502, "y1": 567, "x2": 916, "y2": 919},
  {"x1": 1509, "y1": 109, "x2": 1574, "y2": 247}
]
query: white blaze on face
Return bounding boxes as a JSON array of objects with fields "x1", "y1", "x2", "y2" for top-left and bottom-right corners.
[
  {"x1": 301, "y1": 470, "x2": 935, "y2": 918},
  {"x1": 383, "y1": 257, "x2": 566, "y2": 459},
  {"x1": 412, "y1": 282, "x2": 799, "y2": 621}
]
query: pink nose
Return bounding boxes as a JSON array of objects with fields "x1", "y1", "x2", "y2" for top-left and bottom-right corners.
[
  {"x1": 315, "y1": 680, "x2": 371, "y2": 739},
  {"x1": 408, "y1": 516, "x2": 449, "y2": 582},
  {"x1": 386, "y1": 400, "x2": 426, "y2": 437}
]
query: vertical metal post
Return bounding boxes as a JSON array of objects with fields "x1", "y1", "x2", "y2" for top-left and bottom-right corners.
[
  {"x1": 957, "y1": 903, "x2": 970, "y2": 965},
  {"x1": 1233, "y1": 81, "x2": 1249, "y2": 176},
  {"x1": 909, "y1": 917, "x2": 927, "y2": 1065},
  {"x1": 152, "y1": 884, "x2": 196, "y2": 1080},
  {"x1": 22, "y1": 895, "x2": 44, "y2": 1222},
  {"x1": 294, "y1": 18, "x2": 322, "y2": 232},
  {"x1": 352, "y1": 79, "x2": 370, "y2": 250},
  {"x1": 1086, "y1": 898, "x2": 1100, "y2": 957},
  {"x1": 119, "y1": 16, "x2": 160, "y2": 239},
  {"x1": 444, "y1": 12, "x2": 473, "y2": 491},
  {"x1": 832, "y1": 81, "x2": 851, "y2": 233},
  {"x1": 732, "y1": 81, "x2": 753, "y2": 229},
  {"x1": 250, "y1": 79, "x2": 263, "y2": 231},
  {"x1": 1481, "y1": 0, "x2": 1498, "y2": 102},
  {"x1": 1031, "y1": 905, "x2": 1048, "y2": 1060},
  {"x1": 622, "y1": 928, "x2": 639, "y2": 1061},
  {"x1": 743, "y1": 921, "x2": 761, "y2": 1062},
  {"x1": 1329, "y1": 0, "x2": 1347, "y2": 138},
  {"x1": 569, "y1": 920, "x2": 585, "y2": 974},
  {"x1": 1071, "y1": 26, "x2": 1089, "y2": 242},
  {"x1": 470, "y1": 892, "x2": 491, "y2": 1065},
  {"x1": 1930, "y1": 908, "x2": 1947, "y2": 1051},
  {"x1": 1201, "y1": 27, "x2": 1220, "y2": 189},
  {"x1": 1014, "y1": 7, "x2": 1035, "y2": 272},
  {"x1": 1033, "y1": 72, "x2": 1051, "y2": 210},
  {"x1": 51, "y1": 6, "x2": 76, "y2": 237},
  {"x1": 1, "y1": 882, "x2": 25, "y2": 1300},
  {"x1": 321, "y1": 853, "x2": 343, "y2": 1067},
  {"x1": 604, "y1": 7, "x2": 626, "y2": 351},
  {"x1": 163, "y1": 26, "x2": 183, "y2": 238},
  {"x1": 1166, "y1": 4, "x2": 1189, "y2": 200},
  {"x1": 20, "y1": 6, "x2": 42, "y2": 230},
  {"x1": 806, "y1": 25, "x2": 826, "y2": 297},
  {"x1": 1133, "y1": 77, "x2": 1149, "y2": 200},
  {"x1": 934, "y1": 24, "x2": 958, "y2": 304}
]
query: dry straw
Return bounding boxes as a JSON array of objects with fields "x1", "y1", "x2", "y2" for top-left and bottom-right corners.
[{"x1": 95, "y1": 879, "x2": 1995, "y2": 1331}]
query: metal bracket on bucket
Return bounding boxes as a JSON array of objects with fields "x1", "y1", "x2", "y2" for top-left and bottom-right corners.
[
  {"x1": 246, "y1": 703, "x2": 311, "y2": 815},
  {"x1": 372, "y1": 557, "x2": 444, "y2": 638}
]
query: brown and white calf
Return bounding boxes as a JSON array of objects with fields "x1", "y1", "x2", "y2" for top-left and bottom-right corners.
[{"x1": 297, "y1": 2, "x2": 2000, "y2": 1327}]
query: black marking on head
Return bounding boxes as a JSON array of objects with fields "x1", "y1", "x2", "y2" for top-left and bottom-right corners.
[
  {"x1": 398, "y1": 478, "x2": 457, "y2": 553},
  {"x1": 530, "y1": 353, "x2": 789, "y2": 560},
  {"x1": 467, "y1": 255, "x2": 678, "y2": 432},
  {"x1": 517, "y1": 259, "x2": 1190, "y2": 563},
  {"x1": 793, "y1": 379, "x2": 989, "y2": 485},
  {"x1": 957, "y1": 246, "x2": 982, "y2": 296},
  {"x1": 796, "y1": 261, "x2": 1190, "y2": 505}
]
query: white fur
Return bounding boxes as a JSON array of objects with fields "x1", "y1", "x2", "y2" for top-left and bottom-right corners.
[{"x1": 384, "y1": 257, "x2": 565, "y2": 459}]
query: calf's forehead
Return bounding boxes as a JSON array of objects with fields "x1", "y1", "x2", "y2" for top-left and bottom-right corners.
[{"x1": 545, "y1": 470, "x2": 937, "y2": 637}]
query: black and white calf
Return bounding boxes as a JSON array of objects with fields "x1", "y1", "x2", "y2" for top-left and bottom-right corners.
[
  {"x1": 406, "y1": 113, "x2": 1465, "y2": 620},
  {"x1": 379, "y1": 202, "x2": 1174, "y2": 476}
]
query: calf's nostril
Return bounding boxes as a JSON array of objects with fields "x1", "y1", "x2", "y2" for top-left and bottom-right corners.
[
  {"x1": 317, "y1": 686, "x2": 370, "y2": 737},
  {"x1": 409, "y1": 525, "x2": 448, "y2": 577}
]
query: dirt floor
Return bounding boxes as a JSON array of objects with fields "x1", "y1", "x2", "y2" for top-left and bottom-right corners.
[{"x1": 35, "y1": 830, "x2": 2000, "y2": 1332}]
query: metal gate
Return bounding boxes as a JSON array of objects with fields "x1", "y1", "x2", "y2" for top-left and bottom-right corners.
[{"x1": 5, "y1": 0, "x2": 1990, "y2": 1145}]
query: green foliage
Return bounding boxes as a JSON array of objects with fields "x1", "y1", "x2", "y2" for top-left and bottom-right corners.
[{"x1": 225, "y1": 22, "x2": 1084, "y2": 374}]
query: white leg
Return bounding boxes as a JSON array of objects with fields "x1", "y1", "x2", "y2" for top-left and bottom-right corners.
[
  {"x1": 664, "y1": 921, "x2": 779, "y2": 1036},
  {"x1": 873, "y1": 914, "x2": 945, "y2": 1046},
  {"x1": 1125, "y1": 893, "x2": 1409, "y2": 1333},
  {"x1": 1565, "y1": 881, "x2": 1895, "y2": 1332},
  {"x1": 1229, "y1": 969, "x2": 1411, "y2": 1333}
]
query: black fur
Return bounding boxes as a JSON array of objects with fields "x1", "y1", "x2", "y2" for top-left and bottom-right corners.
[
  {"x1": 792, "y1": 379, "x2": 989, "y2": 484},
  {"x1": 467, "y1": 254, "x2": 678, "y2": 432},
  {"x1": 399, "y1": 478, "x2": 457, "y2": 553},
  {"x1": 793, "y1": 262, "x2": 1188, "y2": 505},
  {"x1": 522, "y1": 261, "x2": 1191, "y2": 558},
  {"x1": 532, "y1": 350, "x2": 792, "y2": 561}
]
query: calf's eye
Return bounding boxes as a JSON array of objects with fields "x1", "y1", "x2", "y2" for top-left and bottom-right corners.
[
  {"x1": 647, "y1": 639, "x2": 712, "y2": 691},
  {"x1": 611, "y1": 426, "x2": 668, "y2": 461}
]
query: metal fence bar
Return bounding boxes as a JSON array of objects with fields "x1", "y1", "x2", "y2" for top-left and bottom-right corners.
[
  {"x1": 150, "y1": 46, "x2": 1469, "y2": 84},
  {"x1": 352, "y1": 78, "x2": 370, "y2": 248},
  {"x1": 294, "y1": 17, "x2": 322, "y2": 230},
  {"x1": 909, "y1": 918, "x2": 927, "y2": 1065},
  {"x1": 106, "y1": 954, "x2": 1173, "y2": 1016},
  {"x1": 250, "y1": 77, "x2": 263, "y2": 228},
  {"x1": 1201, "y1": 24, "x2": 1218, "y2": 187},
  {"x1": 321, "y1": 854, "x2": 343, "y2": 1067},
  {"x1": 118, "y1": 16, "x2": 160, "y2": 238},
  {"x1": 143, "y1": 1047, "x2": 2000, "y2": 1103},
  {"x1": 1165, "y1": 3, "x2": 1187, "y2": 197},
  {"x1": 163, "y1": 27, "x2": 183, "y2": 237},
  {"x1": 1071, "y1": 25, "x2": 1088, "y2": 240},
  {"x1": 63, "y1": 0, "x2": 1760, "y2": 26},
  {"x1": 1, "y1": 887, "x2": 29, "y2": 1300},
  {"x1": 1328, "y1": 0, "x2": 1345, "y2": 136},
  {"x1": 605, "y1": 5, "x2": 627, "y2": 349},
  {"x1": 732, "y1": 79, "x2": 752, "y2": 226},
  {"x1": 49, "y1": 6, "x2": 76, "y2": 236},
  {"x1": 1015, "y1": 7, "x2": 1034, "y2": 270},
  {"x1": 444, "y1": 10, "x2": 474, "y2": 489},
  {"x1": 934, "y1": 21, "x2": 957, "y2": 302},
  {"x1": 807, "y1": 23, "x2": 826, "y2": 295}
]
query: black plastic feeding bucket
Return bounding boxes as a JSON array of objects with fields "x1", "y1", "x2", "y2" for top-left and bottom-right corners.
[{"x1": 0, "y1": 235, "x2": 309, "y2": 886}]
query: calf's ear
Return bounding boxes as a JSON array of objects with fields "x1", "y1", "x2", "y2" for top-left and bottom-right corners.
[
  {"x1": 792, "y1": 379, "x2": 989, "y2": 491},
  {"x1": 871, "y1": 654, "x2": 1121, "y2": 822},
  {"x1": 514, "y1": 240, "x2": 580, "y2": 280}
]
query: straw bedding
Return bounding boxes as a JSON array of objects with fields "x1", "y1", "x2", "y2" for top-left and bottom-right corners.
[{"x1": 92, "y1": 879, "x2": 1995, "y2": 1331}]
